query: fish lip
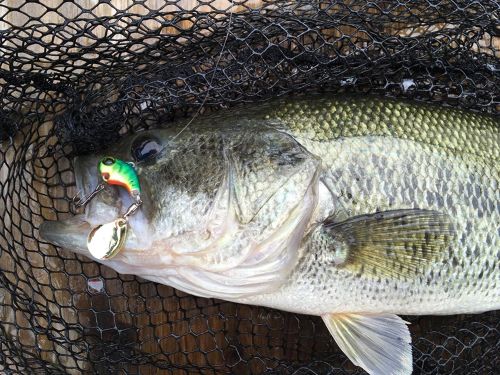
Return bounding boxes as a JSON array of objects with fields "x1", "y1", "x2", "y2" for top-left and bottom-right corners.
[
  {"x1": 39, "y1": 214, "x2": 92, "y2": 255},
  {"x1": 74, "y1": 155, "x2": 123, "y2": 224}
]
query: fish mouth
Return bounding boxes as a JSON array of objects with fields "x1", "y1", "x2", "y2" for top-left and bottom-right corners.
[
  {"x1": 40, "y1": 155, "x2": 153, "y2": 256},
  {"x1": 40, "y1": 155, "x2": 123, "y2": 256},
  {"x1": 74, "y1": 155, "x2": 123, "y2": 226}
]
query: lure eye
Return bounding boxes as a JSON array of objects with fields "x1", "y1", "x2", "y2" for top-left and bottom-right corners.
[
  {"x1": 103, "y1": 157, "x2": 115, "y2": 166},
  {"x1": 131, "y1": 134, "x2": 162, "y2": 162}
]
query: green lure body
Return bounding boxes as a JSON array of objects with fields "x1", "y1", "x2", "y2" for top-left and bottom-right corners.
[{"x1": 98, "y1": 157, "x2": 141, "y2": 194}]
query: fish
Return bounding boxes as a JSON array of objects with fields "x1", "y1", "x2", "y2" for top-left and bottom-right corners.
[{"x1": 40, "y1": 95, "x2": 500, "y2": 375}]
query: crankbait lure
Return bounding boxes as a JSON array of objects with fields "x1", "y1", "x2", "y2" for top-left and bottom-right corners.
[{"x1": 73, "y1": 156, "x2": 143, "y2": 260}]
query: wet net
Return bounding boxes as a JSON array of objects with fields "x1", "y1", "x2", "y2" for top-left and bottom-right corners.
[{"x1": 0, "y1": 0, "x2": 499, "y2": 374}]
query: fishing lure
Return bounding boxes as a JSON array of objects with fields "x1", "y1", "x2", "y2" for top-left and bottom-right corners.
[{"x1": 73, "y1": 157, "x2": 143, "y2": 260}]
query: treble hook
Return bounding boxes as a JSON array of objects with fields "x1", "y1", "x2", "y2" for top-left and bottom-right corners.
[{"x1": 72, "y1": 183, "x2": 106, "y2": 208}]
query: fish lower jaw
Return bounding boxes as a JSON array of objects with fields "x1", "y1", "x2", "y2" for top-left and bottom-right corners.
[{"x1": 39, "y1": 214, "x2": 91, "y2": 255}]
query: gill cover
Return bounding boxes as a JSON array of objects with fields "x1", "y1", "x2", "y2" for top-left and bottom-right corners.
[
  {"x1": 158, "y1": 126, "x2": 321, "y2": 299},
  {"x1": 97, "y1": 125, "x2": 322, "y2": 300}
]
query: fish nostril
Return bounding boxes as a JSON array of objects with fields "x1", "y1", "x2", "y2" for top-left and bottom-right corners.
[{"x1": 202, "y1": 229, "x2": 212, "y2": 240}]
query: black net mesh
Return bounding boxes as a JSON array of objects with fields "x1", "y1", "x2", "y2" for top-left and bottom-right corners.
[{"x1": 0, "y1": 1, "x2": 499, "y2": 374}]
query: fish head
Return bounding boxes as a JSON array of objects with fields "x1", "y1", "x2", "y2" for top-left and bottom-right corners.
[{"x1": 40, "y1": 124, "x2": 321, "y2": 298}]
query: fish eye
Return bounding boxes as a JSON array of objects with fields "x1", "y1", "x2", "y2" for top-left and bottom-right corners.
[
  {"x1": 131, "y1": 134, "x2": 162, "y2": 162},
  {"x1": 102, "y1": 157, "x2": 115, "y2": 166}
]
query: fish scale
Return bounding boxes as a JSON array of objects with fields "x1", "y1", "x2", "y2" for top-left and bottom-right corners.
[{"x1": 267, "y1": 96, "x2": 499, "y2": 161}]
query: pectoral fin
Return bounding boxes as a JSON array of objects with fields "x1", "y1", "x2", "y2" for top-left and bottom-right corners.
[
  {"x1": 317, "y1": 209, "x2": 455, "y2": 279},
  {"x1": 322, "y1": 313, "x2": 412, "y2": 375}
]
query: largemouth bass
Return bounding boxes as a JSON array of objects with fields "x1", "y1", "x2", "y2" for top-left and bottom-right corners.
[{"x1": 41, "y1": 95, "x2": 500, "y2": 375}]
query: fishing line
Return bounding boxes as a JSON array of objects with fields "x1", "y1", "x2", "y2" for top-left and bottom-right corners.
[{"x1": 168, "y1": 3, "x2": 235, "y2": 144}]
